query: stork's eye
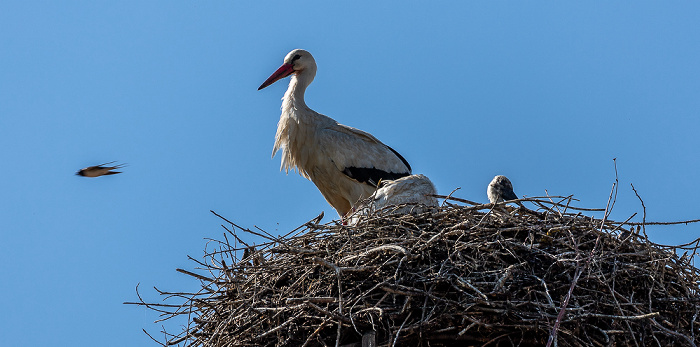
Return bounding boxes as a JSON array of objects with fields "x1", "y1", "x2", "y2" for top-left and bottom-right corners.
[{"x1": 292, "y1": 54, "x2": 301, "y2": 62}]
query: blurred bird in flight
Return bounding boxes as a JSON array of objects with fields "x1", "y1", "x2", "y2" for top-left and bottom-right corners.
[{"x1": 76, "y1": 162, "x2": 125, "y2": 177}]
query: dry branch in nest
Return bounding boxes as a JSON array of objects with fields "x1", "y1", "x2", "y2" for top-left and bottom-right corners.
[{"x1": 129, "y1": 196, "x2": 700, "y2": 347}]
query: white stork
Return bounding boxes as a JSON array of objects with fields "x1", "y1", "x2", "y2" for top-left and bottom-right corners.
[
  {"x1": 369, "y1": 174, "x2": 438, "y2": 212},
  {"x1": 258, "y1": 49, "x2": 412, "y2": 217},
  {"x1": 348, "y1": 174, "x2": 438, "y2": 224},
  {"x1": 487, "y1": 175, "x2": 519, "y2": 204},
  {"x1": 487, "y1": 175, "x2": 543, "y2": 218}
]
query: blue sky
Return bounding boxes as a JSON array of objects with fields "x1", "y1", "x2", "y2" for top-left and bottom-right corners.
[{"x1": 1, "y1": 1, "x2": 699, "y2": 346}]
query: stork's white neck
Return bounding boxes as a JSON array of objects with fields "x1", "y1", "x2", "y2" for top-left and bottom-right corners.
[
  {"x1": 273, "y1": 63, "x2": 337, "y2": 181},
  {"x1": 274, "y1": 68, "x2": 326, "y2": 176},
  {"x1": 283, "y1": 70, "x2": 315, "y2": 113}
]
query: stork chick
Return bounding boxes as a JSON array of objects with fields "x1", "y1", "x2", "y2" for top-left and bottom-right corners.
[
  {"x1": 370, "y1": 174, "x2": 438, "y2": 212},
  {"x1": 348, "y1": 174, "x2": 438, "y2": 225},
  {"x1": 258, "y1": 49, "x2": 411, "y2": 217},
  {"x1": 487, "y1": 175, "x2": 518, "y2": 204}
]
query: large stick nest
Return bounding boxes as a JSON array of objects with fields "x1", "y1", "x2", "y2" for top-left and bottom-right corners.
[{"x1": 133, "y1": 196, "x2": 700, "y2": 346}]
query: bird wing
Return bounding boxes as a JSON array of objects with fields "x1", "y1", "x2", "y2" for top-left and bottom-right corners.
[
  {"x1": 502, "y1": 189, "x2": 518, "y2": 201},
  {"x1": 95, "y1": 161, "x2": 117, "y2": 167},
  {"x1": 90, "y1": 162, "x2": 126, "y2": 170},
  {"x1": 319, "y1": 124, "x2": 411, "y2": 187}
]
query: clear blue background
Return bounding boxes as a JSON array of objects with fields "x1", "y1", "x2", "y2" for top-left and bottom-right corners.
[{"x1": 1, "y1": 1, "x2": 699, "y2": 346}]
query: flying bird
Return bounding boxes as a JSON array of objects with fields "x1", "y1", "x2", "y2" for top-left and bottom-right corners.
[
  {"x1": 76, "y1": 162, "x2": 125, "y2": 177},
  {"x1": 258, "y1": 49, "x2": 412, "y2": 217},
  {"x1": 487, "y1": 175, "x2": 519, "y2": 204}
]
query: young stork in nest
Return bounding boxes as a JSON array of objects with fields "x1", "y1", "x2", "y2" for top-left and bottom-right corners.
[
  {"x1": 347, "y1": 174, "x2": 439, "y2": 225},
  {"x1": 258, "y1": 49, "x2": 411, "y2": 217},
  {"x1": 487, "y1": 175, "x2": 518, "y2": 204}
]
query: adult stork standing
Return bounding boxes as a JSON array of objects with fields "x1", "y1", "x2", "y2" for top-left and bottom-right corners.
[{"x1": 258, "y1": 49, "x2": 411, "y2": 217}]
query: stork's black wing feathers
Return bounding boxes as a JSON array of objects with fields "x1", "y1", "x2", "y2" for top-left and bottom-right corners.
[
  {"x1": 342, "y1": 167, "x2": 410, "y2": 188},
  {"x1": 341, "y1": 144, "x2": 411, "y2": 187},
  {"x1": 386, "y1": 145, "x2": 411, "y2": 172}
]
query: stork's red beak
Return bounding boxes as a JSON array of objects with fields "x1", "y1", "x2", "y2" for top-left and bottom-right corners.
[{"x1": 258, "y1": 63, "x2": 295, "y2": 90}]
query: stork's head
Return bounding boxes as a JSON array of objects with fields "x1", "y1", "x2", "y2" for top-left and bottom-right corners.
[{"x1": 258, "y1": 49, "x2": 317, "y2": 90}]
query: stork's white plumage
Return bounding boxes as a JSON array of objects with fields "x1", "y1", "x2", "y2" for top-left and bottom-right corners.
[
  {"x1": 258, "y1": 49, "x2": 412, "y2": 217},
  {"x1": 371, "y1": 174, "x2": 438, "y2": 210},
  {"x1": 348, "y1": 174, "x2": 438, "y2": 225}
]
